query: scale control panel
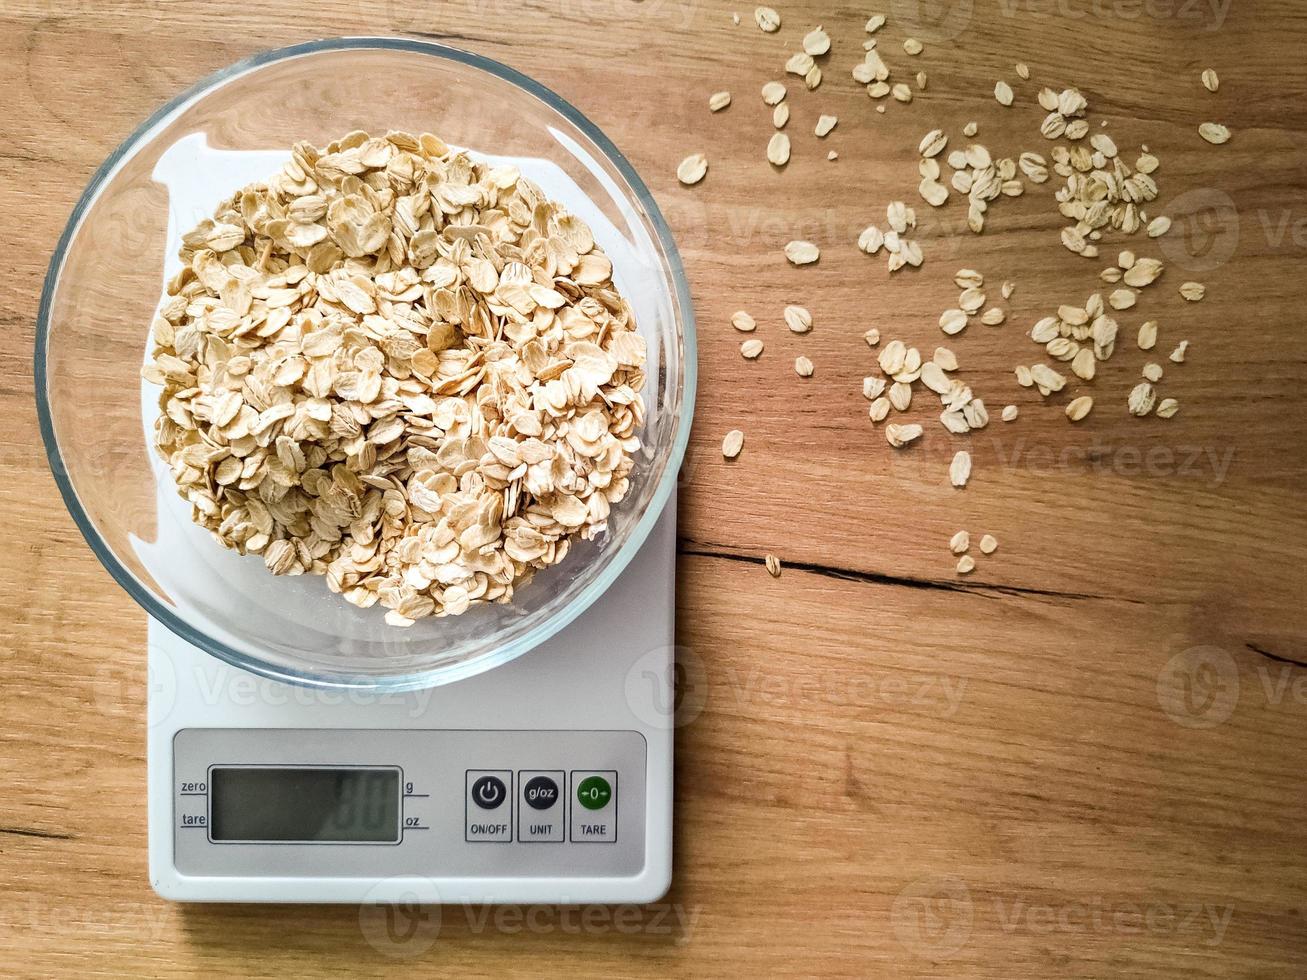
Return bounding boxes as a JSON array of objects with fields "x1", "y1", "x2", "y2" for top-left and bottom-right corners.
[
  {"x1": 172, "y1": 729, "x2": 646, "y2": 879},
  {"x1": 463, "y1": 769, "x2": 617, "y2": 844}
]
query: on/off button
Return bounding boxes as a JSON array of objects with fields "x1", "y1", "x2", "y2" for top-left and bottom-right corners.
[
  {"x1": 466, "y1": 770, "x2": 512, "y2": 842},
  {"x1": 471, "y1": 775, "x2": 507, "y2": 809}
]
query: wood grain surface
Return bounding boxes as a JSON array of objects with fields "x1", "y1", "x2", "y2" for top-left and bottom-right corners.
[{"x1": 3, "y1": 0, "x2": 1307, "y2": 976}]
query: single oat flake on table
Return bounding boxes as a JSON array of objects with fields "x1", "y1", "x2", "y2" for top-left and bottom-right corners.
[
  {"x1": 142, "y1": 130, "x2": 647, "y2": 626},
  {"x1": 677, "y1": 153, "x2": 708, "y2": 185}
]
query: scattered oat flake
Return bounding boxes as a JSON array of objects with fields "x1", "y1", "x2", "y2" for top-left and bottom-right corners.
[
  {"x1": 1001, "y1": 404, "x2": 1018, "y2": 422},
  {"x1": 1065, "y1": 395, "x2": 1093, "y2": 421},
  {"x1": 1138, "y1": 321, "x2": 1158, "y2": 350},
  {"x1": 956, "y1": 555, "x2": 976, "y2": 575},
  {"x1": 1201, "y1": 68, "x2": 1219, "y2": 92},
  {"x1": 754, "y1": 5, "x2": 780, "y2": 31},
  {"x1": 1199, "y1": 122, "x2": 1230, "y2": 144},
  {"x1": 1170, "y1": 340, "x2": 1189, "y2": 363},
  {"x1": 786, "y1": 51, "x2": 815, "y2": 77},
  {"x1": 785, "y1": 240, "x2": 820, "y2": 265},
  {"x1": 863, "y1": 328, "x2": 881, "y2": 347},
  {"x1": 889, "y1": 381, "x2": 912, "y2": 411},
  {"x1": 866, "y1": 14, "x2": 885, "y2": 32},
  {"x1": 1128, "y1": 382, "x2": 1156, "y2": 417},
  {"x1": 1109, "y1": 288, "x2": 1137, "y2": 310},
  {"x1": 885, "y1": 422, "x2": 923, "y2": 448},
  {"x1": 803, "y1": 26, "x2": 831, "y2": 55},
  {"x1": 731, "y1": 310, "x2": 756, "y2": 332},
  {"x1": 1016, "y1": 62, "x2": 1030, "y2": 80},
  {"x1": 919, "y1": 179, "x2": 948, "y2": 207},
  {"x1": 815, "y1": 114, "x2": 838, "y2": 137},
  {"x1": 920, "y1": 129, "x2": 948, "y2": 157},
  {"x1": 904, "y1": 38, "x2": 923, "y2": 55},
  {"x1": 722, "y1": 429, "x2": 745, "y2": 458},
  {"x1": 994, "y1": 81, "x2": 1014, "y2": 106},
  {"x1": 939, "y1": 309, "x2": 968, "y2": 336},
  {"x1": 765, "y1": 553, "x2": 782, "y2": 577},
  {"x1": 1156, "y1": 398, "x2": 1180, "y2": 418},
  {"x1": 741, "y1": 338, "x2": 764, "y2": 359},
  {"x1": 773, "y1": 103, "x2": 790, "y2": 128},
  {"x1": 784, "y1": 305, "x2": 813, "y2": 333},
  {"x1": 950, "y1": 530, "x2": 970, "y2": 554},
  {"x1": 1143, "y1": 362, "x2": 1164, "y2": 382},
  {"x1": 962, "y1": 121, "x2": 978, "y2": 137},
  {"x1": 1180, "y1": 281, "x2": 1206, "y2": 301},
  {"x1": 950, "y1": 451, "x2": 972, "y2": 488},
  {"x1": 979, "y1": 534, "x2": 998, "y2": 555},
  {"x1": 1147, "y1": 216, "x2": 1171, "y2": 238},
  {"x1": 767, "y1": 132, "x2": 791, "y2": 166},
  {"x1": 795, "y1": 355, "x2": 814, "y2": 377},
  {"x1": 761, "y1": 81, "x2": 787, "y2": 105},
  {"x1": 709, "y1": 91, "x2": 732, "y2": 112},
  {"x1": 828, "y1": 150, "x2": 838, "y2": 160},
  {"x1": 677, "y1": 153, "x2": 708, "y2": 185}
]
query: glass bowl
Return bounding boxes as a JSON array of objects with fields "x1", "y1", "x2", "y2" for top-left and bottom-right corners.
[{"x1": 36, "y1": 38, "x2": 695, "y2": 692}]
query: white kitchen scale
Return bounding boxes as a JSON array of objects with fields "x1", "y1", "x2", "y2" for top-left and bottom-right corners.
[
  {"x1": 147, "y1": 499, "x2": 675, "y2": 905},
  {"x1": 141, "y1": 133, "x2": 680, "y2": 905}
]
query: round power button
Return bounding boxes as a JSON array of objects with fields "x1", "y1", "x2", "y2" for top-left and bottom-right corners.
[{"x1": 471, "y1": 775, "x2": 506, "y2": 810}]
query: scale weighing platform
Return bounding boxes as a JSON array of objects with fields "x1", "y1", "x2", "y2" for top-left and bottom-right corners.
[{"x1": 147, "y1": 502, "x2": 676, "y2": 905}]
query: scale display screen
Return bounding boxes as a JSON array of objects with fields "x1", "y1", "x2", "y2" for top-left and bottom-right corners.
[{"x1": 209, "y1": 767, "x2": 400, "y2": 843}]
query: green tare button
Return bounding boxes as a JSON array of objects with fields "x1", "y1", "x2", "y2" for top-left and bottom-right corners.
[{"x1": 576, "y1": 775, "x2": 612, "y2": 811}]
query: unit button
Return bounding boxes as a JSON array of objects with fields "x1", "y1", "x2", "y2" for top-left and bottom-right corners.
[
  {"x1": 524, "y1": 775, "x2": 560, "y2": 810},
  {"x1": 466, "y1": 770, "x2": 512, "y2": 842},
  {"x1": 517, "y1": 771, "x2": 565, "y2": 842},
  {"x1": 569, "y1": 770, "x2": 617, "y2": 843}
]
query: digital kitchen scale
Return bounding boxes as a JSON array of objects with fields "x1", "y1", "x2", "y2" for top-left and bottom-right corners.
[
  {"x1": 147, "y1": 501, "x2": 675, "y2": 904},
  {"x1": 44, "y1": 59, "x2": 695, "y2": 907}
]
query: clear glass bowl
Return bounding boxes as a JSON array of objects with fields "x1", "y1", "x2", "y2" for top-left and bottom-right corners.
[{"x1": 36, "y1": 38, "x2": 695, "y2": 691}]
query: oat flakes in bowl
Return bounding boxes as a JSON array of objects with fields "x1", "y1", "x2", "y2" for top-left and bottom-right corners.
[
  {"x1": 37, "y1": 39, "x2": 694, "y2": 689},
  {"x1": 146, "y1": 130, "x2": 648, "y2": 627}
]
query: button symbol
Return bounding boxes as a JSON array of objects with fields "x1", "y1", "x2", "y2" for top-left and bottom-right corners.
[
  {"x1": 524, "y1": 775, "x2": 559, "y2": 811},
  {"x1": 471, "y1": 775, "x2": 506, "y2": 810},
  {"x1": 576, "y1": 775, "x2": 612, "y2": 811}
]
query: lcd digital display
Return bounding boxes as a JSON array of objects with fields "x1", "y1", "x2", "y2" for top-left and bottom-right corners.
[{"x1": 209, "y1": 767, "x2": 399, "y2": 843}]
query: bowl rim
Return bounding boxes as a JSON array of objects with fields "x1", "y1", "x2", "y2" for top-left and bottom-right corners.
[{"x1": 34, "y1": 36, "x2": 697, "y2": 692}]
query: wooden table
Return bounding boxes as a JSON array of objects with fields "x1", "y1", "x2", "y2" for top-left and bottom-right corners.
[{"x1": 3, "y1": 1, "x2": 1305, "y2": 975}]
